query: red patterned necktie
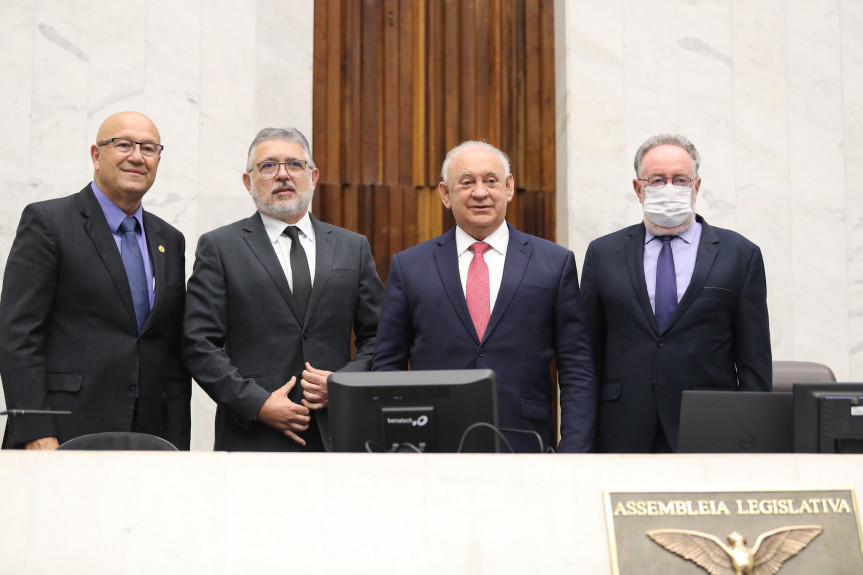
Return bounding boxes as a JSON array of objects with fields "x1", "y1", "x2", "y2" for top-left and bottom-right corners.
[{"x1": 466, "y1": 242, "x2": 491, "y2": 341}]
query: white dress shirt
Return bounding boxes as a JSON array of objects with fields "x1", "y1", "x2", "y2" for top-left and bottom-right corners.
[
  {"x1": 260, "y1": 211, "x2": 317, "y2": 290},
  {"x1": 455, "y1": 223, "x2": 509, "y2": 311}
]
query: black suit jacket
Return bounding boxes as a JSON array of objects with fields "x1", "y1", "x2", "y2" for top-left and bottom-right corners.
[
  {"x1": 182, "y1": 212, "x2": 383, "y2": 452},
  {"x1": 580, "y1": 215, "x2": 771, "y2": 452},
  {"x1": 0, "y1": 186, "x2": 191, "y2": 449},
  {"x1": 372, "y1": 224, "x2": 597, "y2": 453}
]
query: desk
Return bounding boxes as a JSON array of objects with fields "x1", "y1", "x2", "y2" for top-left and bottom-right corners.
[{"x1": 1, "y1": 452, "x2": 861, "y2": 573}]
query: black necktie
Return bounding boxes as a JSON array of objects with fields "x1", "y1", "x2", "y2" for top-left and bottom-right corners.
[
  {"x1": 284, "y1": 226, "x2": 312, "y2": 322},
  {"x1": 654, "y1": 235, "x2": 677, "y2": 332},
  {"x1": 119, "y1": 216, "x2": 150, "y2": 332}
]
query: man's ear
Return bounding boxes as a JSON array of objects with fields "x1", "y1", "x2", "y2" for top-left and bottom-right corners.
[
  {"x1": 243, "y1": 172, "x2": 252, "y2": 194},
  {"x1": 438, "y1": 181, "x2": 452, "y2": 209}
]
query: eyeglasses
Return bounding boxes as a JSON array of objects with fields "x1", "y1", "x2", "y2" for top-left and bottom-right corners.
[
  {"x1": 97, "y1": 137, "x2": 164, "y2": 158},
  {"x1": 251, "y1": 159, "x2": 309, "y2": 178},
  {"x1": 639, "y1": 176, "x2": 696, "y2": 188}
]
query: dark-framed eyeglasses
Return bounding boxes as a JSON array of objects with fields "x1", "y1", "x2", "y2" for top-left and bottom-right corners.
[
  {"x1": 97, "y1": 137, "x2": 164, "y2": 158},
  {"x1": 638, "y1": 176, "x2": 696, "y2": 188},
  {"x1": 251, "y1": 159, "x2": 309, "y2": 178}
]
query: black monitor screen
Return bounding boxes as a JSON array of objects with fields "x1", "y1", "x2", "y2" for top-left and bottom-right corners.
[
  {"x1": 793, "y1": 383, "x2": 863, "y2": 453},
  {"x1": 328, "y1": 369, "x2": 499, "y2": 453}
]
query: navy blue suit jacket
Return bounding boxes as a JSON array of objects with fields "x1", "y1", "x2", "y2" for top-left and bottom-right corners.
[
  {"x1": 580, "y1": 215, "x2": 772, "y2": 452},
  {"x1": 372, "y1": 224, "x2": 597, "y2": 453}
]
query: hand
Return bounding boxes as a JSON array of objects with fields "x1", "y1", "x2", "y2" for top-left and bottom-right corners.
[
  {"x1": 25, "y1": 436, "x2": 60, "y2": 450},
  {"x1": 301, "y1": 362, "x2": 332, "y2": 410},
  {"x1": 256, "y1": 377, "x2": 311, "y2": 445}
]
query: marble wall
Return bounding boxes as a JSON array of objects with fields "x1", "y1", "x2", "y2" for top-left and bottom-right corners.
[
  {"x1": 1, "y1": 0, "x2": 861, "y2": 450},
  {"x1": 556, "y1": 0, "x2": 862, "y2": 383},
  {"x1": 0, "y1": 0, "x2": 315, "y2": 449}
]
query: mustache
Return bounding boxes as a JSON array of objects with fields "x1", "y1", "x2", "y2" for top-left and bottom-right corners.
[{"x1": 270, "y1": 180, "x2": 297, "y2": 194}]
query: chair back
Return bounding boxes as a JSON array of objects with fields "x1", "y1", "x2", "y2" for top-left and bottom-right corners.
[
  {"x1": 772, "y1": 361, "x2": 836, "y2": 393},
  {"x1": 57, "y1": 431, "x2": 178, "y2": 451}
]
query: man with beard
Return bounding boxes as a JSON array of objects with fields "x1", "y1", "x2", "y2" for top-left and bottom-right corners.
[
  {"x1": 580, "y1": 134, "x2": 771, "y2": 453},
  {"x1": 182, "y1": 128, "x2": 383, "y2": 451}
]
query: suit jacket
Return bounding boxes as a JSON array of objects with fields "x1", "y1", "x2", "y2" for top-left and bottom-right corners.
[
  {"x1": 580, "y1": 215, "x2": 772, "y2": 452},
  {"x1": 182, "y1": 212, "x2": 383, "y2": 452},
  {"x1": 372, "y1": 224, "x2": 597, "y2": 453},
  {"x1": 0, "y1": 186, "x2": 191, "y2": 449}
]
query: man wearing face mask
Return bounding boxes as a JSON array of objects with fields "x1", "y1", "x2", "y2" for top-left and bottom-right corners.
[{"x1": 580, "y1": 134, "x2": 771, "y2": 453}]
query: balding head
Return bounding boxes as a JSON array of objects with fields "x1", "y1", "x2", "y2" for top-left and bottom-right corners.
[{"x1": 91, "y1": 111, "x2": 162, "y2": 215}]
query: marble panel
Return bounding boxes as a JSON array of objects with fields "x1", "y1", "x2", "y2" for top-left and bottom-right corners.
[
  {"x1": 790, "y1": 206, "x2": 850, "y2": 378},
  {"x1": 254, "y1": 0, "x2": 315, "y2": 142},
  {"x1": 730, "y1": 0, "x2": 794, "y2": 359},
  {"x1": 555, "y1": 0, "x2": 628, "y2": 256},
  {"x1": 849, "y1": 208, "x2": 863, "y2": 379},
  {"x1": 786, "y1": 0, "x2": 845, "y2": 209},
  {"x1": 677, "y1": 1, "x2": 736, "y2": 230},
  {"x1": 29, "y1": 1, "x2": 92, "y2": 191},
  {"x1": 0, "y1": 2, "x2": 35, "y2": 179},
  {"x1": 840, "y1": 0, "x2": 863, "y2": 208},
  {"x1": 86, "y1": 1, "x2": 147, "y2": 119},
  {"x1": 142, "y1": 0, "x2": 203, "y2": 232},
  {"x1": 198, "y1": 0, "x2": 257, "y2": 199},
  {"x1": 621, "y1": 0, "x2": 679, "y2": 153}
]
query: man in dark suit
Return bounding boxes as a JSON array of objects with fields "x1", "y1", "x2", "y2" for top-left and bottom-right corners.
[
  {"x1": 182, "y1": 128, "x2": 383, "y2": 451},
  {"x1": 372, "y1": 141, "x2": 596, "y2": 453},
  {"x1": 580, "y1": 134, "x2": 772, "y2": 453},
  {"x1": 0, "y1": 111, "x2": 191, "y2": 450}
]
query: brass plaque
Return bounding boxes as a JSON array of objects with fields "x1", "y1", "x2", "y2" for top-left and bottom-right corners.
[{"x1": 605, "y1": 490, "x2": 863, "y2": 574}]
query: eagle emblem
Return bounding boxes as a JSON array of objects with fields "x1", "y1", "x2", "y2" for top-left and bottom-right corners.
[{"x1": 646, "y1": 525, "x2": 823, "y2": 575}]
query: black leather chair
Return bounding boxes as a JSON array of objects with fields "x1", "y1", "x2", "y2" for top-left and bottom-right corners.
[
  {"x1": 772, "y1": 360, "x2": 836, "y2": 393},
  {"x1": 57, "y1": 431, "x2": 178, "y2": 451}
]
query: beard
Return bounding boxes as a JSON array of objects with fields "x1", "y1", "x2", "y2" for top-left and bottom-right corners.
[{"x1": 251, "y1": 179, "x2": 314, "y2": 222}]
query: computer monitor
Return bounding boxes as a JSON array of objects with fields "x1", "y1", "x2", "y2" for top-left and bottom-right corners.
[
  {"x1": 678, "y1": 390, "x2": 793, "y2": 453},
  {"x1": 793, "y1": 383, "x2": 863, "y2": 453},
  {"x1": 328, "y1": 369, "x2": 499, "y2": 453}
]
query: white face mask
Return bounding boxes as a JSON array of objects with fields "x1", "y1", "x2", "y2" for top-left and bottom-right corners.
[{"x1": 642, "y1": 183, "x2": 693, "y2": 228}]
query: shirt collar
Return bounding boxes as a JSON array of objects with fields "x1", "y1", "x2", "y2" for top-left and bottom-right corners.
[
  {"x1": 455, "y1": 222, "x2": 509, "y2": 256},
  {"x1": 644, "y1": 217, "x2": 700, "y2": 245},
  {"x1": 90, "y1": 181, "x2": 144, "y2": 233},
  {"x1": 260, "y1": 211, "x2": 315, "y2": 245}
]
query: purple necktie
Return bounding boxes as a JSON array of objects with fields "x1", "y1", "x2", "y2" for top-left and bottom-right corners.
[{"x1": 655, "y1": 235, "x2": 677, "y2": 332}]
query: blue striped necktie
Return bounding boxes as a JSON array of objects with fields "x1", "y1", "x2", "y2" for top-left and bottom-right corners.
[{"x1": 119, "y1": 216, "x2": 150, "y2": 332}]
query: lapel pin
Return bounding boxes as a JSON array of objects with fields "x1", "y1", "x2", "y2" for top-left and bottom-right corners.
[{"x1": 158, "y1": 245, "x2": 165, "y2": 253}]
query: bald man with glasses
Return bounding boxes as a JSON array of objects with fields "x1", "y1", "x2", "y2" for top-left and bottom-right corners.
[{"x1": 0, "y1": 111, "x2": 191, "y2": 450}]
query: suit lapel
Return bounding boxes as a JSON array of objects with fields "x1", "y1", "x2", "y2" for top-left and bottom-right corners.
[
  {"x1": 141, "y1": 213, "x2": 164, "y2": 333},
  {"x1": 485, "y1": 224, "x2": 530, "y2": 341},
  {"x1": 306, "y1": 215, "x2": 334, "y2": 321},
  {"x1": 433, "y1": 228, "x2": 479, "y2": 342},
  {"x1": 241, "y1": 213, "x2": 303, "y2": 322},
  {"x1": 666, "y1": 217, "x2": 718, "y2": 330},
  {"x1": 78, "y1": 188, "x2": 139, "y2": 332},
  {"x1": 625, "y1": 224, "x2": 658, "y2": 332}
]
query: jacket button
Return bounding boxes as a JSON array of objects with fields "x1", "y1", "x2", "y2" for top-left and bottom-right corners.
[
  {"x1": 303, "y1": 330, "x2": 310, "y2": 339},
  {"x1": 656, "y1": 339, "x2": 664, "y2": 347},
  {"x1": 477, "y1": 349, "x2": 486, "y2": 357},
  {"x1": 128, "y1": 382, "x2": 137, "y2": 391}
]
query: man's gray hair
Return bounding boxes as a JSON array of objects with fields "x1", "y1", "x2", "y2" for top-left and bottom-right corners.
[
  {"x1": 246, "y1": 127, "x2": 316, "y2": 172},
  {"x1": 633, "y1": 134, "x2": 700, "y2": 177},
  {"x1": 440, "y1": 140, "x2": 511, "y2": 183}
]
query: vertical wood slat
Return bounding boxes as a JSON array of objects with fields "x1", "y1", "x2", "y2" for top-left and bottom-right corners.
[
  {"x1": 426, "y1": 1, "x2": 444, "y2": 186},
  {"x1": 539, "y1": 0, "x2": 555, "y2": 192},
  {"x1": 361, "y1": 0, "x2": 382, "y2": 184},
  {"x1": 383, "y1": 0, "x2": 401, "y2": 185},
  {"x1": 443, "y1": 0, "x2": 461, "y2": 154},
  {"x1": 460, "y1": 0, "x2": 477, "y2": 138},
  {"x1": 411, "y1": 0, "x2": 427, "y2": 186},
  {"x1": 344, "y1": 0, "x2": 362, "y2": 184}
]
